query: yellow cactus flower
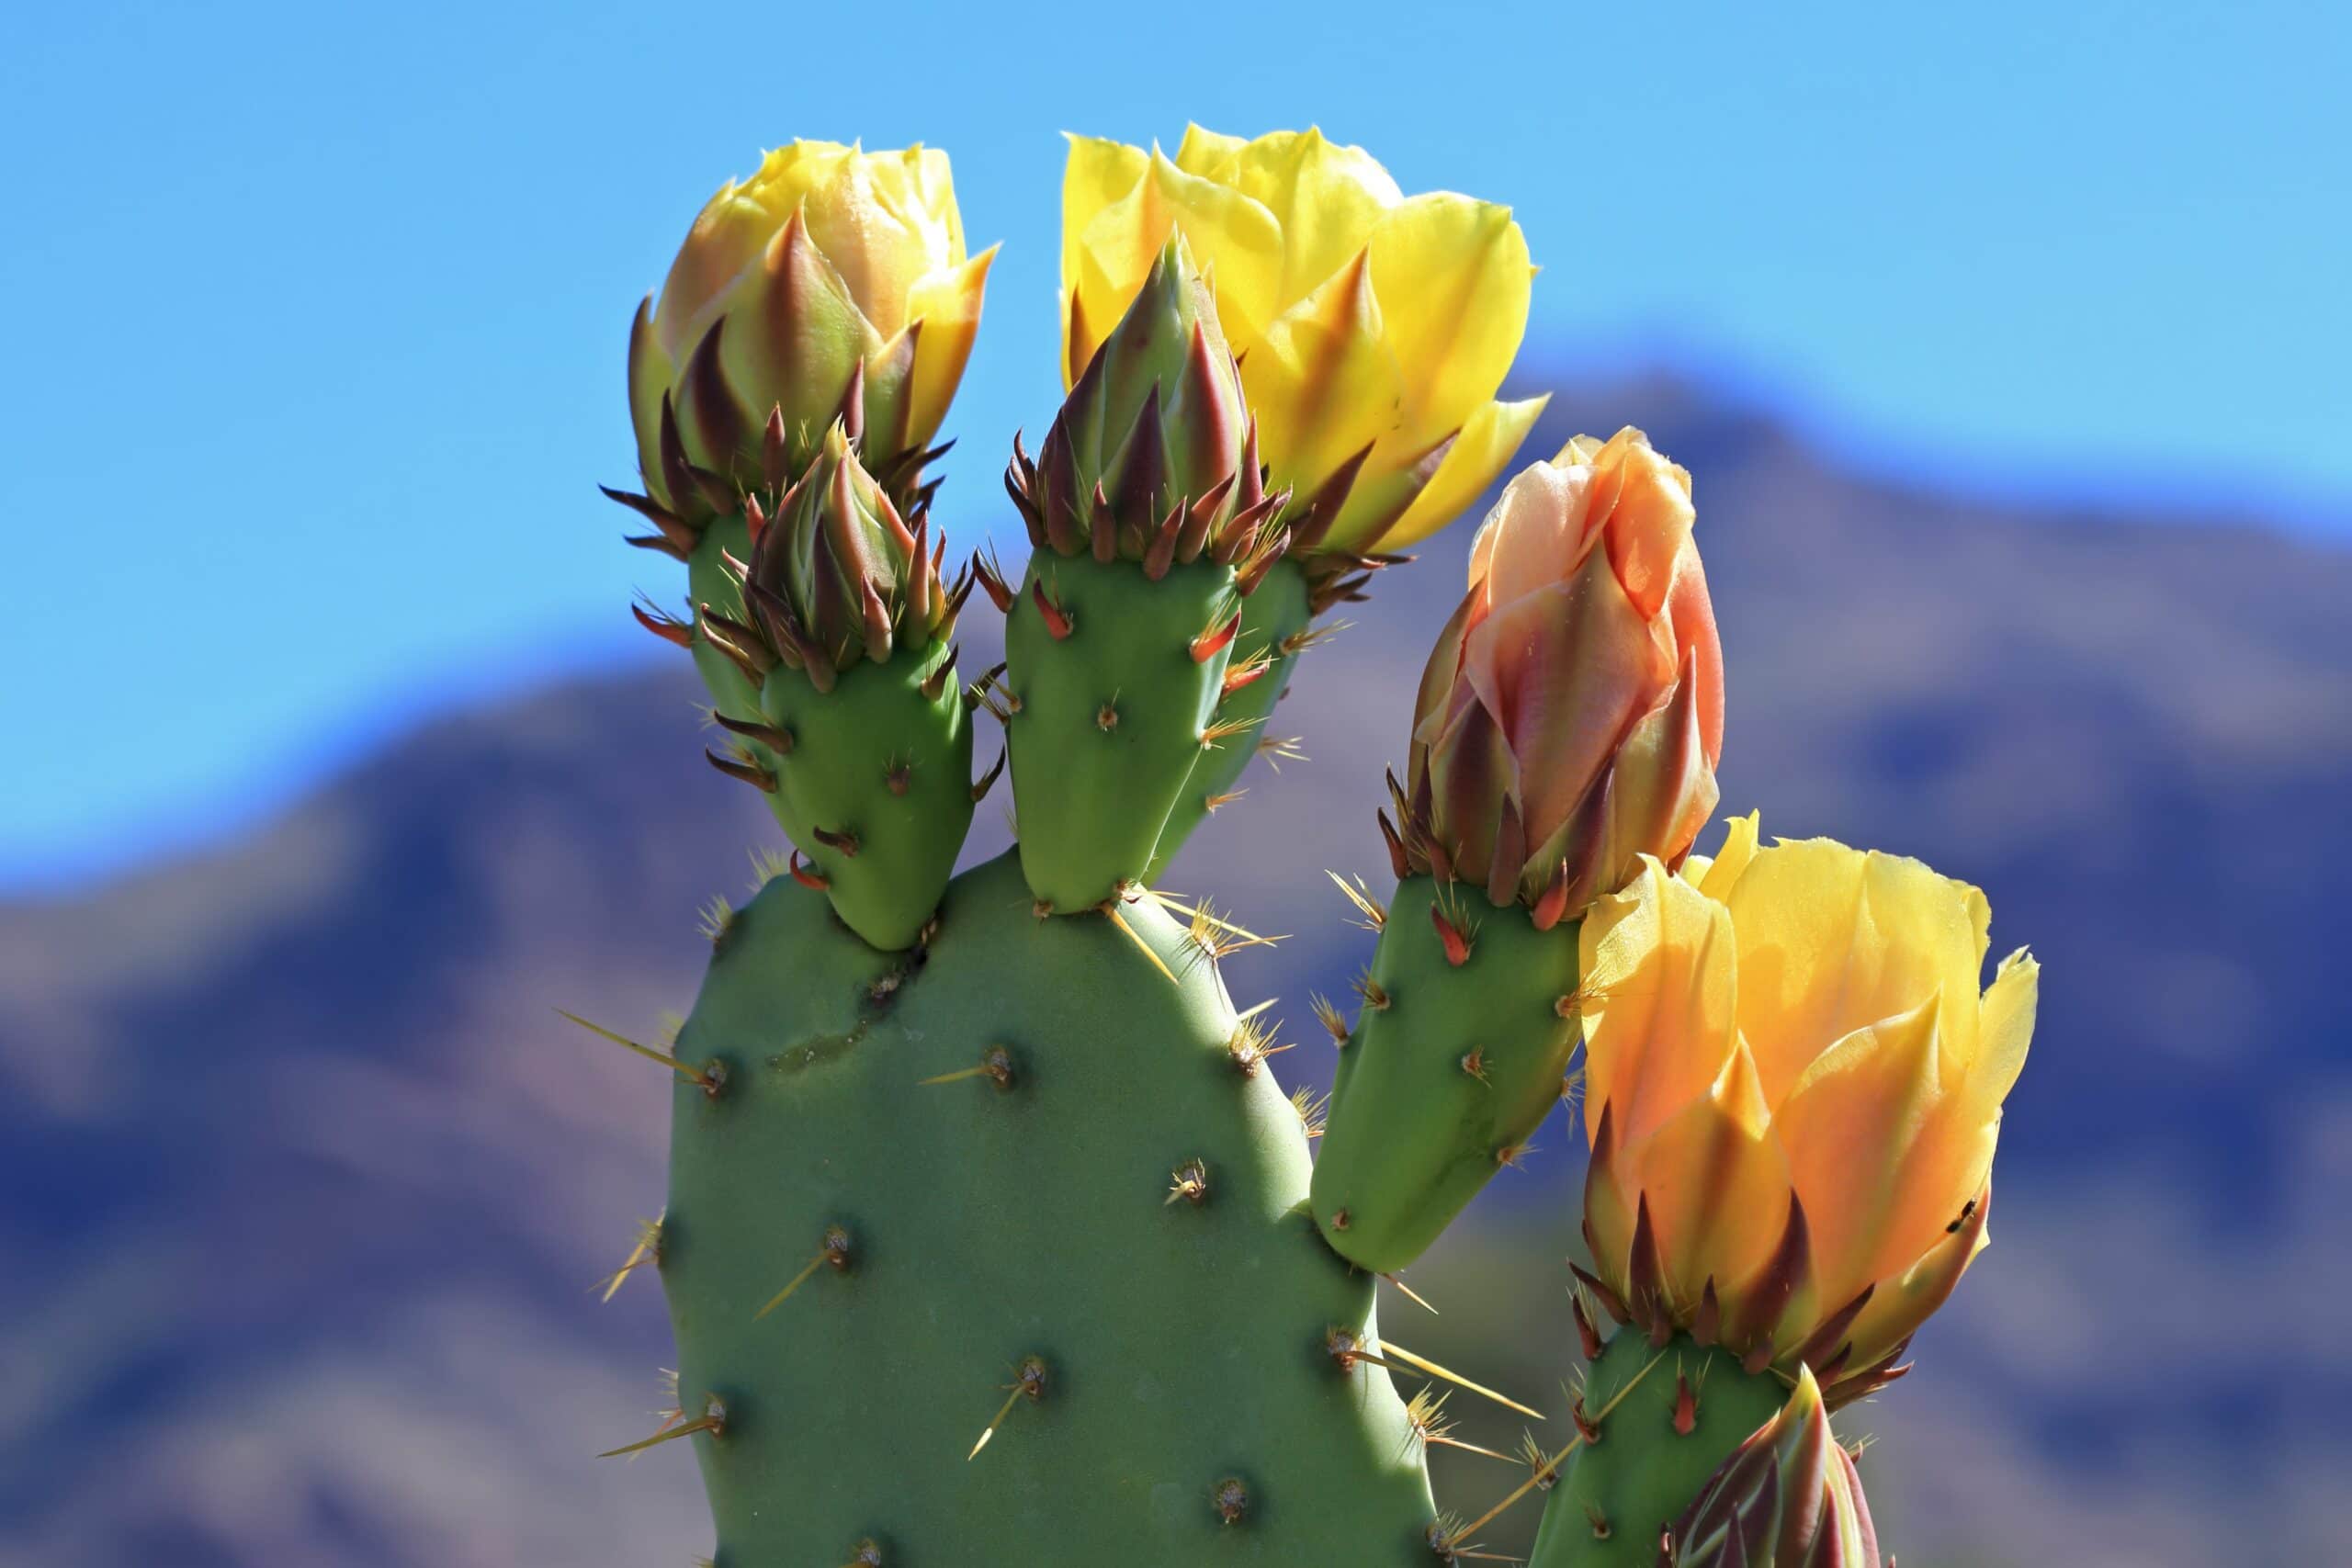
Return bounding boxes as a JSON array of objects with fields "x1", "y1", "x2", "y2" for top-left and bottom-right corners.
[
  {"x1": 1576, "y1": 817, "x2": 2038, "y2": 1405},
  {"x1": 628, "y1": 141, "x2": 995, "y2": 522},
  {"x1": 1061, "y1": 126, "x2": 1546, "y2": 557}
]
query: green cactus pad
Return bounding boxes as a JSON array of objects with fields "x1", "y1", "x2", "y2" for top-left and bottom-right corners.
[
  {"x1": 755, "y1": 636, "x2": 972, "y2": 952},
  {"x1": 659, "y1": 850, "x2": 1440, "y2": 1565},
  {"x1": 1530, "y1": 1331, "x2": 1791, "y2": 1567},
  {"x1": 1004, "y1": 551, "x2": 1238, "y2": 911},
  {"x1": 1148, "y1": 557, "x2": 1311, "y2": 881},
  {"x1": 1311, "y1": 876, "x2": 1583, "y2": 1273}
]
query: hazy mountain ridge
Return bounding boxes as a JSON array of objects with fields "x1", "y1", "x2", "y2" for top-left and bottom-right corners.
[{"x1": 3, "y1": 376, "x2": 2346, "y2": 1565}]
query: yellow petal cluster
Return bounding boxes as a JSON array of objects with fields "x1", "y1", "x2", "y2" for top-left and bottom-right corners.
[
  {"x1": 1061, "y1": 127, "x2": 1545, "y2": 555},
  {"x1": 1577, "y1": 816, "x2": 2036, "y2": 1400},
  {"x1": 629, "y1": 141, "x2": 994, "y2": 517}
]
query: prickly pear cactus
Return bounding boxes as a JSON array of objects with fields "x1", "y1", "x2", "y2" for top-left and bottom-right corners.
[{"x1": 587, "y1": 127, "x2": 2040, "y2": 1568}]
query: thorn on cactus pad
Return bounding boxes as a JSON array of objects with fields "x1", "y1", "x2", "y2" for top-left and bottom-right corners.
[
  {"x1": 1095, "y1": 697, "x2": 1119, "y2": 732},
  {"x1": 919, "y1": 1044, "x2": 1018, "y2": 1091},
  {"x1": 1460, "y1": 1049, "x2": 1490, "y2": 1083},
  {"x1": 1311, "y1": 993, "x2": 1351, "y2": 1046},
  {"x1": 1290, "y1": 1083, "x2": 1329, "y2": 1140},
  {"x1": 1326, "y1": 871, "x2": 1388, "y2": 931},
  {"x1": 594, "y1": 1215, "x2": 665, "y2": 1303},
  {"x1": 835, "y1": 1539, "x2": 884, "y2": 1568},
  {"x1": 1672, "y1": 1369, "x2": 1698, "y2": 1435},
  {"x1": 754, "y1": 1224, "x2": 855, "y2": 1319},
  {"x1": 1166, "y1": 1159, "x2": 1210, "y2": 1206},
  {"x1": 1197, "y1": 716, "x2": 1250, "y2": 752},
  {"x1": 599, "y1": 1393, "x2": 726, "y2": 1459},
  {"x1": 1584, "y1": 1499, "x2": 1611, "y2": 1540},
  {"x1": 1102, "y1": 904, "x2": 1178, "y2": 984},
  {"x1": 1201, "y1": 787, "x2": 1244, "y2": 813},
  {"x1": 555, "y1": 1009, "x2": 722, "y2": 1095},
  {"x1": 1255, "y1": 732, "x2": 1306, "y2": 767},
  {"x1": 1351, "y1": 970, "x2": 1391, "y2": 1012},
  {"x1": 883, "y1": 758, "x2": 911, "y2": 796},
  {"x1": 811, "y1": 824, "x2": 860, "y2": 858},
  {"x1": 1279, "y1": 618, "x2": 1349, "y2": 659},
  {"x1": 1226, "y1": 1015, "x2": 1293, "y2": 1077},
  {"x1": 1378, "y1": 1339, "x2": 1545, "y2": 1420},
  {"x1": 1384, "y1": 1272, "x2": 1440, "y2": 1316},
  {"x1": 1326, "y1": 1325, "x2": 1385, "y2": 1374},
  {"x1": 787, "y1": 849, "x2": 829, "y2": 891},
  {"x1": 695, "y1": 894, "x2": 734, "y2": 947},
  {"x1": 1210, "y1": 1476, "x2": 1251, "y2": 1527},
  {"x1": 968, "y1": 1355, "x2": 1049, "y2": 1461}
]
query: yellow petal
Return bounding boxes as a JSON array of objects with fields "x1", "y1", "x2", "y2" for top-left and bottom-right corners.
[
  {"x1": 1365, "y1": 193, "x2": 1532, "y2": 448},
  {"x1": 1578, "y1": 858, "x2": 1742, "y2": 1149},
  {"x1": 1684, "y1": 812, "x2": 1760, "y2": 901},
  {"x1": 1727, "y1": 840, "x2": 1988, "y2": 1107},
  {"x1": 1243, "y1": 246, "x2": 1405, "y2": 491},
  {"x1": 1840, "y1": 1169, "x2": 1993, "y2": 1374},
  {"x1": 1060, "y1": 135, "x2": 1151, "y2": 347},
  {"x1": 1172, "y1": 123, "x2": 1249, "y2": 179},
  {"x1": 1770, "y1": 994, "x2": 1945, "y2": 1308},
  {"x1": 658, "y1": 141, "x2": 863, "y2": 357},
  {"x1": 901, "y1": 246, "x2": 996, "y2": 446},
  {"x1": 1622, "y1": 1038, "x2": 1790, "y2": 1303},
  {"x1": 1966, "y1": 947, "x2": 2038, "y2": 1106},
  {"x1": 1221, "y1": 128, "x2": 1400, "y2": 303},
  {"x1": 1363, "y1": 395, "x2": 1551, "y2": 554},
  {"x1": 1069, "y1": 150, "x2": 1283, "y2": 378},
  {"x1": 865, "y1": 144, "x2": 964, "y2": 251},
  {"x1": 798, "y1": 155, "x2": 958, "y2": 337}
]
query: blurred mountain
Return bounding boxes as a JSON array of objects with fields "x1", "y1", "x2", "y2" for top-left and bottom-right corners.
[{"x1": 2, "y1": 375, "x2": 2346, "y2": 1566}]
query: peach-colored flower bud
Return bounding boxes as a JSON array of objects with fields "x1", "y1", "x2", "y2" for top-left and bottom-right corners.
[{"x1": 1401, "y1": 428, "x2": 1724, "y2": 919}]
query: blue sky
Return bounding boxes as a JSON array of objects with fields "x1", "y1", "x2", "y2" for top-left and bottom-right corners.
[{"x1": 1, "y1": 0, "x2": 2344, "y2": 888}]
